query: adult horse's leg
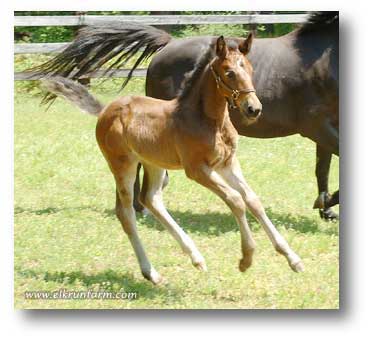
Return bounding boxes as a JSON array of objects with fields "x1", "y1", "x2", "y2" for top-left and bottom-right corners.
[
  {"x1": 217, "y1": 156, "x2": 304, "y2": 272},
  {"x1": 302, "y1": 117, "x2": 339, "y2": 219},
  {"x1": 314, "y1": 144, "x2": 339, "y2": 220},
  {"x1": 133, "y1": 164, "x2": 170, "y2": 213},
  {"x1": 113, "y1": 159, "x2": 162, "y2": 284},
  {"x1": 139, "y1": 164, "x2": 206, "y2": 271},
  {"x1": 185, "y1": 165, "x2": 256, "y2": 272},
  {"x1": 326, "y1": 190, "x2": 339, "y2": 208},
  {"x1": 133, "y1": 164, "x2": 145, "y2": 212}
]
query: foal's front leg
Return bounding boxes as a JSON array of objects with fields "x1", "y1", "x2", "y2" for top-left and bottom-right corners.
[
  {"x1": 217, "y1": 156, "x2": 304, "y2": 272},
  {"x1": 186, "y1": 165, "x2": 256, "y2": 271}
]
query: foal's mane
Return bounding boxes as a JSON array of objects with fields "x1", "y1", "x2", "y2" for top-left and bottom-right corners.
[
  {"x1": 298, "y1": 11, "x2": 339, "y2": 35},
  {"x1": 176, "y1": 44, "x2": 215, "y2": 105}
]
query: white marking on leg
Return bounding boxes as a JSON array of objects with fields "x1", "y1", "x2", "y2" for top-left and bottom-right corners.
[
  {"x1": 218, "y1": 156, "x2": 304, "y2": 272},
  {"x1": 187, "y1": 165, "x2": 256, "y2": 271},
  {"x1": 142, "y1": 166, "x2": 207, "y2": 271},
  {"x1": 115, "y1": 162, "x2": 163, "y2": 284}
]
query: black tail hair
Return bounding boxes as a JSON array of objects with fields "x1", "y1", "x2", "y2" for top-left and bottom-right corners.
[
  {"x1": 29, "y1": 23, "x2": 172, "y2": 105},
  {"x1": 298, "y1": 11, "x2": 339, "y2": 35}
]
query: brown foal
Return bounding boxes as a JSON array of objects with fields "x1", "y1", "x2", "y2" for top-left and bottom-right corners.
[{"x1": 44, "y1": 34, "x2": 304, "y2": 284}]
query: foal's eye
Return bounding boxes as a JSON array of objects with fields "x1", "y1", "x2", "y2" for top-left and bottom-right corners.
[{"x1": 225, "y1": 70, "x2": 235, "y2": 79}]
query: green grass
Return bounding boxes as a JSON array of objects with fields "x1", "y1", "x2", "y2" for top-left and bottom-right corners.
[{"x1": 14, "y1": 81, "x2": 339, "y2": 309}]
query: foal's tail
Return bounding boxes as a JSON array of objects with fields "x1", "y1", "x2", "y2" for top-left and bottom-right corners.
[
  {"x1": 29, "y1": 23, "x2": 172, "y2": 105},
  {"x1": 42, "y1": 76, "x2": 103, "y2": 116}
]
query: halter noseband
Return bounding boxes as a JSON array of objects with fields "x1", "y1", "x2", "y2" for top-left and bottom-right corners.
[{"x1": 210, "y1": 65, "x2": 256, "y2": 109}]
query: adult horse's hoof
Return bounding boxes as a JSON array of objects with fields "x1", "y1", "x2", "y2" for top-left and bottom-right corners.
[
  {"x1": 136, "y1": 207, "x2": 150, "y2": 216},
  {"x1": 313, "y1": 192, "x2": 329, "y2": 209},
  {"x1": 314, "y1": 192, "x2": 339, "y2": 221},
  {"x1": 133, "y1": 201, "x2": 145, "y2": 213},
  {"x1": 319, "y1": 208, "x2": 339, "y2": 221}
]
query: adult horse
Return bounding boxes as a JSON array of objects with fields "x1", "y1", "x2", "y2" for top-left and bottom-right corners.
[
  {"x1": 33, "y1": 11, "x2": 339, "y2": 219},
  {"x1": 43, "y1": 35, "x2": 304, "y2": 284}
]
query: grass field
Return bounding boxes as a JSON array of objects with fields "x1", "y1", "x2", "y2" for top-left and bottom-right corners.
[{"x1": 14, "y1": 80, "x2": 339, "y2": 309}]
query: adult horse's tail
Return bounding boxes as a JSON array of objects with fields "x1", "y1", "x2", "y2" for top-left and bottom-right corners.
[
  {"x1": 31, "y1": 23, "x2": 172, "y2": 104},
  {"x1": 42, "y1": 76, "x2": 103, "y2": 116}
]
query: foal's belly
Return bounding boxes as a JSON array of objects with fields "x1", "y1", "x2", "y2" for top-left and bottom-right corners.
[
  {"x1": 126, "y1": 119, "x2": 183, "y2": 170},
  {"x1": 131, "y1": 146, "x2": 183, "y2": 170}
]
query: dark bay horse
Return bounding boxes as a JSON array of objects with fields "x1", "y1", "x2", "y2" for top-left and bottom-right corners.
[
  {"x1": 43, "y1": 36, "x2": 304, "y2": 284},
  {"x1": 34, "y1": 12, "x2": 339, "y2": 220}
]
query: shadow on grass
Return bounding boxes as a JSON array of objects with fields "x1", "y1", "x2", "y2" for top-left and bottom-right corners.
[
  {"x1": 15, "y1": 206, "x2": 100, "y2": 216},
  {"x1": 136, "y1": 208, "x2": 338, "y2": 236},
  {"x1": 101, "y1": 205, "x2": 337, "y2": 236},
  {"x1": 19, "y1": 269, "x2": 180, "y2": 301},
  {"x1": 15, "y1": 204, "x2": 338, "y2": 236}
]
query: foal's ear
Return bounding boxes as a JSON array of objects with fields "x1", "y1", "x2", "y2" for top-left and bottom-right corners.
[
  {"x1": 239, "y1": 32, "x2": 254, "y2": 55},
  {"x1": 216, "y1": 36, "x2": 228, "y2": 59}
]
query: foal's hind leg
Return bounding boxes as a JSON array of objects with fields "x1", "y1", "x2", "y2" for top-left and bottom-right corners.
[
  {"x1": 218, "y1": 156, "x2": 304, "y2": 272},
  {"x1": 112, "y1": 159, "x2": 162, "y2": 284},
  {"x1": 140, "y1": 164, "x2": 206, "y2": 271}
]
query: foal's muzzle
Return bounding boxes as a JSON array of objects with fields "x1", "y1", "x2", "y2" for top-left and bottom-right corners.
[
  {"x1": 246, "y1": 106, "x2": 262, "y2": 119},
  {"x1": 240, "y1": 97, "x2": 262, "y2": 121}
]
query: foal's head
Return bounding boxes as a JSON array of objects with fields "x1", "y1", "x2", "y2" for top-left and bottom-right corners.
[{"x1": 211, "y1": 34, "x2": 262, "y2": 121}]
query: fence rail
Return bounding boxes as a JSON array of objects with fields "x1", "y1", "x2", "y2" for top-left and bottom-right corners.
[
  {"x1": 14, "y1": 13, "x2": 309, "y2": 80},
  {"x1": 15, "y1": 42, "x2": 69, "y2": 54},
  {"x1": 14, "y1": 14, "x2": 309, "y2": 27}
]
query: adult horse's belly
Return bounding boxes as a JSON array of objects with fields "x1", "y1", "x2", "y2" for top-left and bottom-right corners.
[{"x1": 228, "y1": 101, "x2": 298, "y2": 138}]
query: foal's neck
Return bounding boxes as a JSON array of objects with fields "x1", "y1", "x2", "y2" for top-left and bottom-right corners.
[{"x1": 199, "y1": 68, "x2": 229, "y2": 129}]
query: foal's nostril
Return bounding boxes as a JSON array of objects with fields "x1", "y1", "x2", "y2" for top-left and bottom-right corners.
[
  {"x1": 248, "y1": 106, "x2": 261, "y2": 117},
  {"x1": 254, "y1": 108, "x2": 262, "y2": 116}
]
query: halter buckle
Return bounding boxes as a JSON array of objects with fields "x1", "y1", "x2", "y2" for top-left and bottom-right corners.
[{"x1": 232, "y1": 90, "x2": 240, "y2": 101}]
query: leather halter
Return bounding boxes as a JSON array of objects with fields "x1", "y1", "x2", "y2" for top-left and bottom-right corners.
[{"x1": 210, "y1": 65, "x2": 256, "y2": 109}]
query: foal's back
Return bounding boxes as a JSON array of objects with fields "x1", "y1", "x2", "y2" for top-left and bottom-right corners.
[{"x1": 96, "y1": 95, "x2": 183, "y2": 170}]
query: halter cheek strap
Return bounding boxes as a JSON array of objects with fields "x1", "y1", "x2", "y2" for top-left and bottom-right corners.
[{"x1": 210, "y1": 65, "x2": 256, "y2": 109}]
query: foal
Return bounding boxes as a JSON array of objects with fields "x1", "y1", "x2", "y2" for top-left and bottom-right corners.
[{"x1": 44, "y1": 35, "x2": 304, "y2": 284}]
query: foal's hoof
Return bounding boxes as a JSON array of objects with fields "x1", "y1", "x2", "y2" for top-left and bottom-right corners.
[
  {"x1": 193, "y1": 260, "x2": 208, "y2": 272},
  {"x1": 142, "y1": 269, "x2": 163, "y2": 285},
  {"x1": 239, "y1": 257, "x2": 253, "y2": 272},
  {"x1": 290, "y1": 260, "x2": 305, "y2": 273}
]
